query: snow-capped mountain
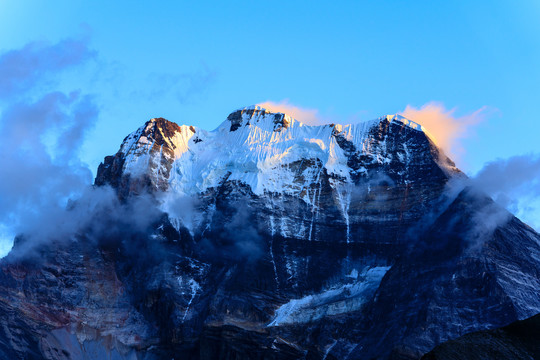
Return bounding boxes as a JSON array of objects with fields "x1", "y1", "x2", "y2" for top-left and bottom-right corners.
[
  {"x1": 96, "y1": 105, "x2": 459, "y2": 243},
  {"x1": 1, "y1": 106, "x2": 540, "y2": 360},
  {"x1": 99, "y1": 105, "x2": 454, "y2": 197}
]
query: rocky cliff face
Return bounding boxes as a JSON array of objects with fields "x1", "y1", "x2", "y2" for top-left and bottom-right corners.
[
  {"x1": 422, "y1": 313, "x2": 540, "y2": 360},
  {"x1": 95, "y1": 117, "x2": 195, "y2": 198},
  {"x1": 1, "y1": 105, "x2": 539, "y2": 360}
]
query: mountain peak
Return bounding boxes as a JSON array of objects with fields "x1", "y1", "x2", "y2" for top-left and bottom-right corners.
[
  {"x1": 226, "y1": 105, "x2": 294, "y2": 132},
  {"x1": 383, "y1": 114, "x2": 423, "y2": 132},
  {"x1": 144, "y1": 117, "x2": 187, "y2": 136},
  {"x1": 95, "y1": 117, "x2": 198, "y2": 195},
  {"x1": 384, "y1": 114, "x2": 439, "y2": 146}
]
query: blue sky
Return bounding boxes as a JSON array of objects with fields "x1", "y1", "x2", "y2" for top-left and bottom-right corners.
[
  {"x1": 1, "y1": 1, "x2": 539, "y2": 173},
  {"x1": 0, "y1": 1, "x2": 539, "y2": 249}
]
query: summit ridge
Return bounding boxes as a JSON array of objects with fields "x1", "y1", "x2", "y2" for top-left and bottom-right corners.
[{"x1": 96, "y1": 106, "x2": 459, "y2": 238}]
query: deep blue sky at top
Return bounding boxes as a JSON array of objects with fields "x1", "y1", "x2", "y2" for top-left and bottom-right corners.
[{"x1": 0, "y1": 1, "x2": 539, "y2": 174}]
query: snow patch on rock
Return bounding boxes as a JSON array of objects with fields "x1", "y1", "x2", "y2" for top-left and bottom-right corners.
[{"x1": 267, "y1": 266, "x2": 390, "y2": 326}]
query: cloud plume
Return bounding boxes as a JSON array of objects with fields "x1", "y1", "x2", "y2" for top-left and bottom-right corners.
[
  {"x1": 473, "y1": 154, "x2": 540, "y2": 231},
  {"x1": 8, "y1": 186, "x2": 163, "y2": 262},
  {"x1": 0, "y1": 38, "x2": 98, "y2": 257},
  {"x1": 402, "y1": 102, "x2": 491, "y2": 161}
]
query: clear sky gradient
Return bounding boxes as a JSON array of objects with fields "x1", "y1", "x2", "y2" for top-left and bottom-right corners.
[{"x1": 0, "y1": 1, "x2": 539, "y2": 239}]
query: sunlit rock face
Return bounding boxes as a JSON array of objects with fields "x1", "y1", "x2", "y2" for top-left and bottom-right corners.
[
  {"x1": 1, "y1": 106, "x2": 539, "y2": 360},
  {"x1": 95, "y1": 117, "x2": 196, "y2": 198}
]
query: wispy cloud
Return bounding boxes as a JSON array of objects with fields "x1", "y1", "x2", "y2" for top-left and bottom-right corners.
[
  {"x1": 402, "y1": 102, "x2": 492, "y2": 161},
  {"x1": 0, "y1": 38, "x2": 96, "y2": 99},
  {"x1": 131, "y1": 62, "x2": 218, "y2": 105},
  {"x1": 473, "y1": 154, "x2": 540, "y2": 231}
]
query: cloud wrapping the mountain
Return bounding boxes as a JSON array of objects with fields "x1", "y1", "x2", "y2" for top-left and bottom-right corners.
[
  {"x1": 473, "y1": 154, "x2": 540, "y2": 230},
  {"x1": 7, "y1": 186, "x2": 164, "y2": 262},
  {"x1": 0, "y1": 38, "x2": 99, "y2": 257},
  {"x1": 418, "y1": 154, "x2": 540, "y2": 251}
]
